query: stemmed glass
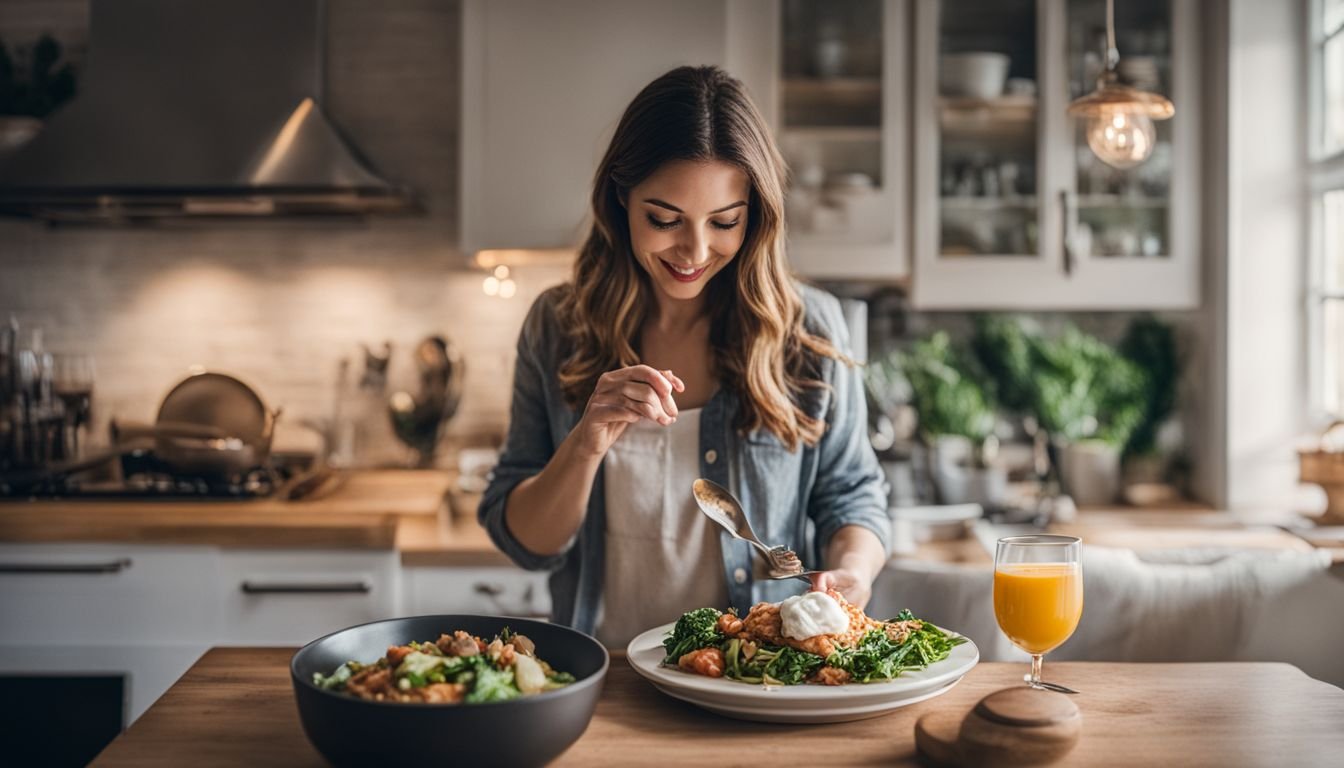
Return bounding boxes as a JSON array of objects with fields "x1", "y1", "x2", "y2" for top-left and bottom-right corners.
[
  {"x1": 993, "y1": 535, "x2": 1083, "y2": 691},
  {"x1": 52, "y1": 354, "x2": 96, "y2": 459}
]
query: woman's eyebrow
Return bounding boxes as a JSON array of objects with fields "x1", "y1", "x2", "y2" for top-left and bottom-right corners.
[{"x1": 643, "y1": 198, "x2": 747, "y2": 214}]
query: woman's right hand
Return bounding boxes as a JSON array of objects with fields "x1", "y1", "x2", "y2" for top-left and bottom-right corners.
[{"x1": 572, "y1": 365, "x2": 686, "y2": 458}]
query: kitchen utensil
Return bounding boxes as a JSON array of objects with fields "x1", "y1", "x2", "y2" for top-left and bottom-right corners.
[
  {"x1": 291, "y1": 615, "x2": 608, "y2": 768},
  {"x1": 940, "y1": 52, "x2": 1010, "y2": 99},
  {"x1": 627, "y1": 622, "x2": 979, "y2": 723},
  {"x1": 151, "y1": 370, "x2": 280, "y2": 476},
  {"x1": 692, "y1": 478, "x2": 818, "y2": 581},
  {"x1": 388, "y1": 335, "x2": 465, "y2": 468}
]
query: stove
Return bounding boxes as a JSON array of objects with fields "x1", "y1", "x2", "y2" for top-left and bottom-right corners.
[{"x1": 1, "y1": 449, "x2": 298, "y2": 500}]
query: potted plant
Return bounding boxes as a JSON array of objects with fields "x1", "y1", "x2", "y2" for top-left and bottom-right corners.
[
  {"x1": 894, "y1": 332, "x2": 1005, "y2": 506},
  {"x1": 1117, "y1": 315, "x2": 1184, "y2": 498},
  {"x1": 0, "y1": 34, "x2": 77, "y2": 154},
  {"x1": 1029, "y1": 326, "x2": 1147, "y2": 506}
]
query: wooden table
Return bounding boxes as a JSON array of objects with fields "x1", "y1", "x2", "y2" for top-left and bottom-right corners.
[{"x1": 93, "y1": 648, "x2": 1344, "y2": 767}]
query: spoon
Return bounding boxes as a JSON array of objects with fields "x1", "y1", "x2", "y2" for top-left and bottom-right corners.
[{"x1": 692, "y1": 478, "x2": 823, "y2": 582}]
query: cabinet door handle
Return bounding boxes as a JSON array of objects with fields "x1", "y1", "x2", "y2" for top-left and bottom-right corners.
[
  {"x1": 240, "y1": 580, "x2": 372, "y2": 595},
  {"x1": 1059, "y1": 189, "x2": 1076, "y2": 276},
  {"x1": 0, "y1": 558, "x2": 132, "y2": 574}
]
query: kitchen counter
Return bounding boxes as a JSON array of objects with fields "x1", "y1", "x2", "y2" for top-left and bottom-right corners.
[
  {"x1": 0, "y1": 470, "x2": 455, "y2": 551},
  {"x1": 894, "y1": 504, "x2": 1330, "y2": 568},
  {"x1": 91, "y1": 647, "x2": 1344, "y2": 767}
]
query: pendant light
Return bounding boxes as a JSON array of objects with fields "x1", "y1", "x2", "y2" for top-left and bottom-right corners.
[{"x1": 1067, "y1": 0, "x2": 1174, "y2": 169}]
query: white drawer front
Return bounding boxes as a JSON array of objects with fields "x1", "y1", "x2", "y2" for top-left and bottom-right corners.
[
  {"x1": 403, "y1": 567, "x2": 551, "y2": 619},
  {"x1": 217, "y1": 550, "x2": 400, "y2": 645},
  {"x1": 0, "y1": 544, "x2": 219, "y2": 646}
]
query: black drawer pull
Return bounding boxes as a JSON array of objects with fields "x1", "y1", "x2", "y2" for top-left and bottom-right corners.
[
  {"x1": 240, "y1": 580, "x2": 372, "y2": 595},
  {"x1": 0, "y1": 558, "x2": 132, "y2": 574}
]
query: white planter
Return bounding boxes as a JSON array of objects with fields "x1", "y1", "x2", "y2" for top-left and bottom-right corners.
[
  {"x1": 930, "y1": 435, "x2": 1007, "y2": 506},
  {"x1": 1059, "y1": 440, "x2": 1122, "y2": 506}
]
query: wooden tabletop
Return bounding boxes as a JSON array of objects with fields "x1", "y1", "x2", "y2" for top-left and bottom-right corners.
[{"x1": 92, "y1": 647, "x2": 1344, "y2": 767}]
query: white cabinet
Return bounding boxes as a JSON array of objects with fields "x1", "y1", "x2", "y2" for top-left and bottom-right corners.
[
  {"x1": 911, "y1": 0, "x2": 1201, "y2": 309},
  {"x1": 0, "y1": 543, "x2": 219, "y2": 646},
  {"x1": 215, "y1": 549, "x2": 401, "y2": 645},
  {"x1": 460, "y1": 0, "x2": 770, "y2": 254},
  {"x1": 736, "y1": 0, "x2": 912, "y2": 280},
  {"x1": 403, "y1": 566, "x2": 550, "y2": 620}
]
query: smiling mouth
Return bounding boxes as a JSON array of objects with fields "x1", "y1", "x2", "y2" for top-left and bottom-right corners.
[{"x1": 660, "y1": 259, "x2": 710, "y2": 283}]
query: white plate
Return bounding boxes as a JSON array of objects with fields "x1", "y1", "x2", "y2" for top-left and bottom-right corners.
[
  {"x1": 649, "y1": 678, "x2": 965, "y2": 723},
  {"x1": 626, "y1": 621, "x2": 979, "y2": 721}
]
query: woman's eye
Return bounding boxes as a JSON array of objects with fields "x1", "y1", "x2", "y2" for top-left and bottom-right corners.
[
  {"x1": 647, "y1": 214, "x2": 679, "y2": 230},
  {"x1": 712, "y1": 219, "x2": 741, "y2": 231}
]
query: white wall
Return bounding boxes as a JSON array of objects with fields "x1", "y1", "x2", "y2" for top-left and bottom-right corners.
[{"x1": 1221, "y1": 0, "x2": 1314, "y2": 510}]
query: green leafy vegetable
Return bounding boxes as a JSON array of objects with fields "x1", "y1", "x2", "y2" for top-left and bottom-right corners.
[
  {"x1": 312, "y1": 661, "x2": 357, "y2": 691},
  {"x1": 464, "y1": 657, "x2": 520, "y2": 703},
  {"x1": 825, "y1": 612, "x2": 965, "y2": 683},
  {"x1": 662, "y1": 607, "x2": 723, "y2": 663},
  {"x1": 666, "y1": 606, "x2": 965, "y2": 686}
]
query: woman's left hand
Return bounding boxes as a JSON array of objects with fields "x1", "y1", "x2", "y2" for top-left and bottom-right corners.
[{"x1": 809, "y1": 568, "x2": 871, "y2": 610}]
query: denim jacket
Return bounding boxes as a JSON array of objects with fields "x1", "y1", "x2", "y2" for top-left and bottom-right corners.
[{"x1": 478, "y1": 282, "x2": 891, "y2": 635}]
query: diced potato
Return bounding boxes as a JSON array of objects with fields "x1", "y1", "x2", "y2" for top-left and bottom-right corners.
[{"x1": 513, "y1": 653, "x2": 547, "y2": 695}]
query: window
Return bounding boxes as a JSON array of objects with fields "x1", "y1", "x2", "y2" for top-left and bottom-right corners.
[{"x1": 1309, "y1": 0, "x2": 1344, "y2": 416}]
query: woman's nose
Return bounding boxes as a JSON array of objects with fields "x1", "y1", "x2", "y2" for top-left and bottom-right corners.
[{"x1": 683, "y1": 226, "x2": 710, "y2": 264}]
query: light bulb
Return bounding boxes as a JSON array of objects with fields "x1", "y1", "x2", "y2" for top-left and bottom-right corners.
[
  {"x1": 482, "y1": 276, "x2": 500, "y2": 296},
  {"x1": 1085, "y1": 108, "x2": 1156, "y2": 169}
]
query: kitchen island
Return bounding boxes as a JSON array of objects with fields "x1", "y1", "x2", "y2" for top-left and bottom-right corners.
[{"x1": 93, "y1": 648, "x2": 1344, "y2": 766}]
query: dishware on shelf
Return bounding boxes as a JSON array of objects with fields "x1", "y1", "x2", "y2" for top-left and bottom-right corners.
[
  {"x1": 626, "y1": 622, "x2": 979, "y2": 723},
  {"x1": 290, "y1": 615, "x2": 609, "y2": 768},
  {"x1": 939, "y1": 52, "x2": 1010, "y2": 99},
  {"x1": 1005, "y1": 77, "x2": 1037, "y2": 97},
  {"x1": 993, "y1": 535, "x2": 1083, "y2": 693}
]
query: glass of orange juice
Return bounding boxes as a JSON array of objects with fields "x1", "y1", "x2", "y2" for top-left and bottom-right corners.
[{"x1": 994, "y1": 534, "x2": 1083, "y2": 690}]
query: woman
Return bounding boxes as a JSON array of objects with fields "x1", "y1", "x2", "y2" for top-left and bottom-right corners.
[{"x1": 479, "y1": 65, "x2": 889, "y2": 647}]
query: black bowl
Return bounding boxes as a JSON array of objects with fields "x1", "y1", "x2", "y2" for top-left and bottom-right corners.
[{"x1": 291, "y1": 615, "x2": 608, "y2": 768}]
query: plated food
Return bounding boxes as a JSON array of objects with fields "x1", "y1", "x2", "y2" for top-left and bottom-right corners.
[
  {"x1": 663, "y1": 590, "x2": 965, "y2": 686},
  {"x1": 313, "y1": 627, "x2": 575, "y2": 704}
]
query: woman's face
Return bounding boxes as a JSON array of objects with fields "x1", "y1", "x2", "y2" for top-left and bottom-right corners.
[{"x1": 625, "y1": 159, "x2": 750, "y2": 303}]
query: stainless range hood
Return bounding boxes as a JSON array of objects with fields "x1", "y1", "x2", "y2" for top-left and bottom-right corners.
[{"x1": 0, "y1": 0, "x2": 419, "y2": 223}]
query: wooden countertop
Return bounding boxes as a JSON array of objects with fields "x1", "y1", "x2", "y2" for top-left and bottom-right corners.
[
  {"x1": 895, "y1": 504, "x2": 1327, "y2": 568},
  {"x1": 0, "y1": 471, "x2": 454, "y2": 550},
  {"x1": 92, "y1": 647, "x2": 1344, "y2": 767}
]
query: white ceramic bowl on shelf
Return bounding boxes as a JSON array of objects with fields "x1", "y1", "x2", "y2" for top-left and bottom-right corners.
[{"x1": 940, "y1": 52, "x2": 1011, "y2": 99}]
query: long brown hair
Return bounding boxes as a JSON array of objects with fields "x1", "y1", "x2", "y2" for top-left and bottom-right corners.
[{"x1": 558, "y1": 65, "x2": 842, "y2": 451}]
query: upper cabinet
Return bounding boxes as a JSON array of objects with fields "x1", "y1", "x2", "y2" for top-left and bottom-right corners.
[
  {"x1": 459, "y1": 0, "x2": 771, "y2": 255},
  {"x1": 912, "y1": 0, "x2": 1201, "y2": 309},
  {"x1": 741, "y1": 0, "x2": 911, "y2": 280}
]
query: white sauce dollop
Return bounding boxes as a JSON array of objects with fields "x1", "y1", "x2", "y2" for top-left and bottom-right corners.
[{"x1": 779, "y1": 591, "x2": 850, "y2": 640}]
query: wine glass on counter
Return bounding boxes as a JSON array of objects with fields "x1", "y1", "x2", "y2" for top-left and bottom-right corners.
[
  {"x1": 53, "y1": 354, "x2": 95, "y2": 459},
  {"x1": 994, "y1": 534, "x2": 1083, "y2": 692}
]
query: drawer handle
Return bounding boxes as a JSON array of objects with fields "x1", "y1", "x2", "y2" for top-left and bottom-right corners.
[
  {"x1": 0, "y1": 558, "x2": 132, "y2": 574},
  {"x1": 240, "y1": 580, "x2": 372, "y2": 595}
]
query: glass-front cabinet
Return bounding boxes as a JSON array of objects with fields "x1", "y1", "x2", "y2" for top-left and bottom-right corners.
[
  {"x1": 913, "y1": 0, "x2": 1199, "y2": 309},
  {"x1": 744, "y1": 0, "x2": 910, "y2": 279}
]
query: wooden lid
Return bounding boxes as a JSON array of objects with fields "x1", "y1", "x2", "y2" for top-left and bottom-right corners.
[{"x1": 973, "y1": 687, "x2": 1080, "y2": 728}]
